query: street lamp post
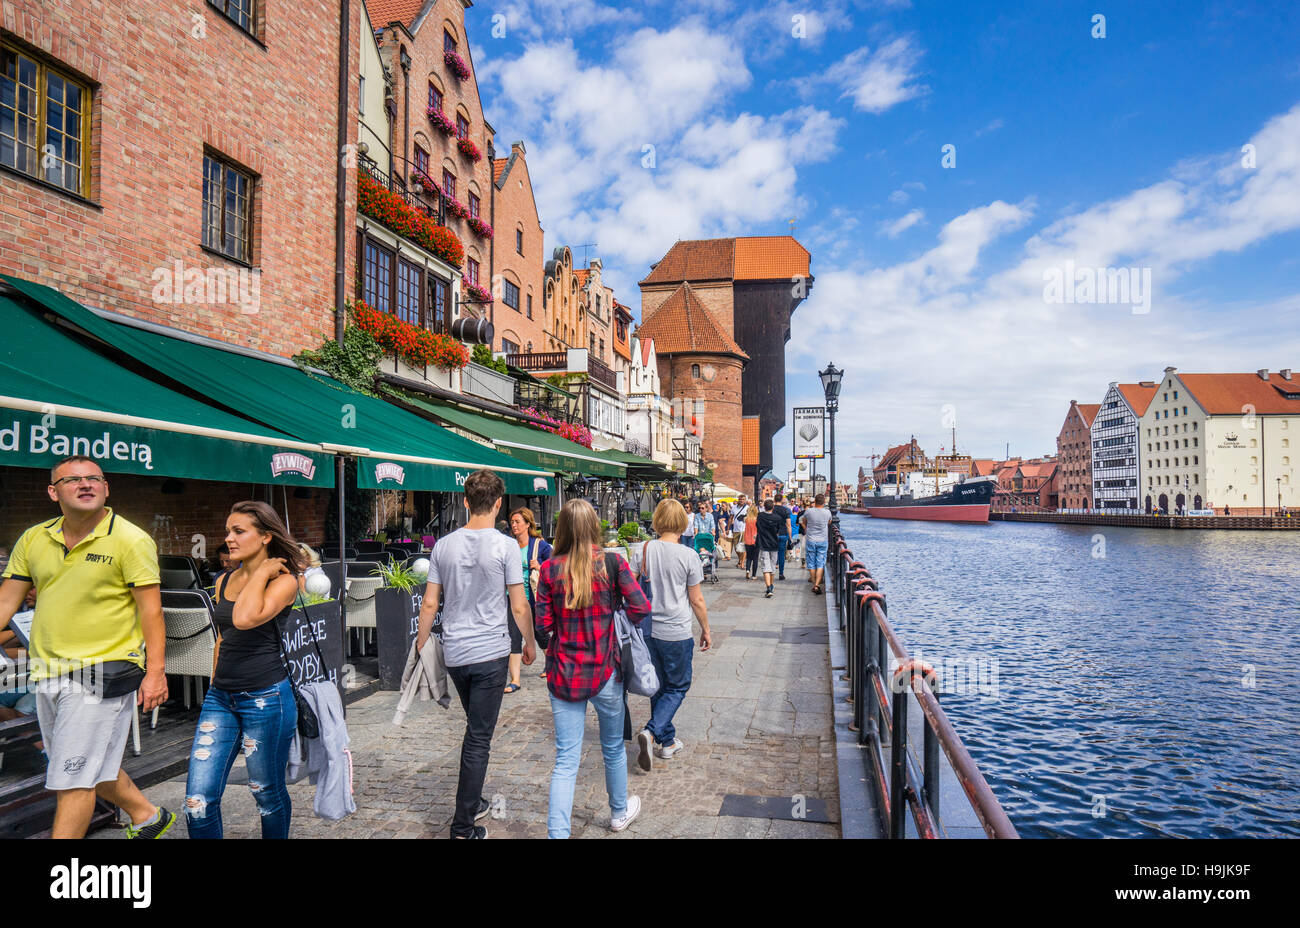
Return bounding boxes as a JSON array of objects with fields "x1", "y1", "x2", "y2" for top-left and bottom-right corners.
[{"x1": 819, "y1": 362, "x2": 844, "y2": 520}]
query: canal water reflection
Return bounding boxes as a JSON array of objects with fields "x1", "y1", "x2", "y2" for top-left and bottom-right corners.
[{"x1": 837, "y1": 513, "x2": 1300, "y2": 838}]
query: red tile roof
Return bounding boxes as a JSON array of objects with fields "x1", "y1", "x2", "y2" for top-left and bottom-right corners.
[
  {"x1": 634, "y1": 283, "x2": 748, "y2": 359},
  {"x1": 1178, "y1": 371, "x2": 1300, "y2": 415},
  {"x1": 733, "y1": 236, "x2": 811, "y2": 280},
  {"x1": 877, "y1": 440, "x2": 924, "y2": 469},
  {"x1": 1077, "y1": 403, "x2": 1101, "y2": 427},
  {"x1": 640, "y1": 236, "x2": 812, "y2": 285},
  {"x1": 971, "y1": 459, "x2": 998, "y2": 476},
  {"x1": 573, "y1": 268, "x2": 590, "y2": 288},
  {"x1": 492, "y1": 158, "x2": 509, "y2": 183},
  {"x1": 1117, "y1": 382, "x2": 1159, "y2": 416},
  {"x1": 639, "y1": 335, "x2": 655, "y2": 367},
  {"x1": 366, "y1": 0, "x2": 426, "y2": 29}
]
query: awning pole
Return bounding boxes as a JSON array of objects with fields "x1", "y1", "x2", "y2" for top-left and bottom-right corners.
[{"x1": 336, "y1": 455, "x2": 347, "y2": 711}]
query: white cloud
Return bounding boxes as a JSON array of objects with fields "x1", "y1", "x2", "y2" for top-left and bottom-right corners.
[
  {"x1": 785, "y1": 102, "x2": 1300, "y2": 463},
  {"x1": 824, "y1": 36, "x2": 928, "y2": 113},
  {"x1": 879, "y1": 209, "x2": 924, "y2": 238},
  {"x1": 887, "y1": 180, "x2": 925, "y2": 204},
  {"x1": 974, "y1": 117, "x2": 1005, "y2": 137}
]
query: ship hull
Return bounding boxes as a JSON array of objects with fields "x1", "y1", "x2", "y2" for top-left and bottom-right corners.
[{"x1": 859, "y1": 479, "x2": 995, "y2": 524}]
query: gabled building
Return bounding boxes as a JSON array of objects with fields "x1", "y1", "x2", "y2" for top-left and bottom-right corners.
[
  {"x1": 625, "y1": 335, "x2": 673, "y2": 466},
  {"x1": 1140, "y1": 367, "x2": 1299, "y2": 515},
  {"x1": 1057, "y1": 400, "x2": 1100, "y2": 510},
  {"x1": 873, "y1": 439, "x2": 928, "y2": 490},
  {"x1": 639, "y1": 235, "x2": 812, "y2": 494},
  {"x1": 635, "y1": 282, "x2": 748, "y2": 488},
  {"x1": 1091, "y1": 381, "x2": 1157, "y2": 511},
  {"x1": 490, "y1": 142, "x2": 546, "y2": 355}
]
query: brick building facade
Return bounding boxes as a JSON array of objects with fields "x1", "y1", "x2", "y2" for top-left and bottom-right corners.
[
  {"x1": 1056, "y1": 400, "x2": 1099, "y2": 510},
  {"x1": 0, "y1": 0, "x2": 360, "y2": 356},
  {"x1": 490, "y1": 142, "x2": 546, "y2": 354}
]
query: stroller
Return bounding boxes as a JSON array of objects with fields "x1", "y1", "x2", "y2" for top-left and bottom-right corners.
[{"x1": 693, "y1": 533, "x2": 720, "y2": 584}]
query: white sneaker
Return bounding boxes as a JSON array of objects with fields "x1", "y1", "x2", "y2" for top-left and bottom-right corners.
[
  {"x1": 655, "y1": 738, "x2": 684, "y2": 759},
  {"x1": 636, "y1": 729, "x2": 653, "y2": 771},
  {"x1": 610, "y1": 795, "x2": 642, "y2": 832}
]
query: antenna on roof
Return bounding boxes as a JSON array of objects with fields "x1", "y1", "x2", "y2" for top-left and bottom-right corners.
[{"x1": 577, "y1": 244, "x2": 598, "y2": 266}]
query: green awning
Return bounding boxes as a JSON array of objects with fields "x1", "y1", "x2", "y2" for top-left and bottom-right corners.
[
  {"x1": 388, "y1": 391, "x2": 624, "y2": 478},
  {"x1": 601, "y1": 448, "x2": 675, "y2": 478},
  {"x1": 0, "y1": 294, "x2": 333, "y2": 486},
  {"x1": 2, "y1": 275, "x2": 554, "y2": 495}
]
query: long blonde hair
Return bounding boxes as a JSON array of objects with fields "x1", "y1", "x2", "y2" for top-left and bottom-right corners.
[
  {"x1": 552, "y1": 499, "x2": 603, "y2": 611},
  {"x1": 745, "y1": 507, "x2": 758, "y2": 525}
]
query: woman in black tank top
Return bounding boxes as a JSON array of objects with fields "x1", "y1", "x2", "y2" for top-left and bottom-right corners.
[{"x1": 184, "y1": 501, "x2": 304, "y2": 839}]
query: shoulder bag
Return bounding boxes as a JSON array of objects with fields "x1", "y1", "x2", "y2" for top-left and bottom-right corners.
[
  {"x1": 273, "y1": 603, "x2": 324, "y2": 740},
  {"x1": 605, "y1": 553, "x2": 659, "y2": 698}
]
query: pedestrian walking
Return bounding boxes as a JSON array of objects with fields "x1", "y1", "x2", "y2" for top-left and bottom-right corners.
[
  {"x1": 744, "y1": 507, "x2": 760, "y2": 580},
  {"x1": 756, "y1": 498, "x2": 784, "y2": 598},
  {"x1": 634, "y1": 500, "x2": 711, "y2": 771},
  {"x1": 0, "y1": 455, "x2": 173, "y2": 838},
  {"x1": 535, "y1": 499, "x2": 650, "y2": 838},
  {"x1": 772, "y1": 494, "x2": 792, "y2": 580},
  {"x1": 184, "y1": 500, "x2": 303, "y2": 839},
  {"x1": 801, "y1": 494, "x2": 833, "y2": 595},
  {"x1": 415, "y1": 469, "x2": 535, "y2": 839},
  {"x1": 506, "y1": 506, "x2": 552, "y2": 692},
  {"x1": 731, "y1": 496, "x2": 750, "y2": 571}
]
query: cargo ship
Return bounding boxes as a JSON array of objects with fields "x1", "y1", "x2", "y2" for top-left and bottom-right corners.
[{"x1": 858, "y1": 477, "x2": 996, "y2": 523}]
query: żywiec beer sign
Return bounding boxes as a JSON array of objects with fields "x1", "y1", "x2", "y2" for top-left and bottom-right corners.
[
  {"x1": 270, "y1": 452, "x2": 316, "y2": 480},
  {"x1": 374, "y1": 462, "x2": 407, "y2": 485}
]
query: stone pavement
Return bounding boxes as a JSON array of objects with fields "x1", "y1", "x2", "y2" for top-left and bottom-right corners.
[{"x1": 96, "y1": 552, "x2": 840, "y2": 839}]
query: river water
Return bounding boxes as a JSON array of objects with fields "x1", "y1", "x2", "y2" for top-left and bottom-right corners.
[{"x1": 836, "y1": 513, "x2": 1300, "y2": 838}]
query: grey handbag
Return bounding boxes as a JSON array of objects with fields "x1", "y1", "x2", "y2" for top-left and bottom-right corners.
[{"x1": 604, "y1": 553, "x2": 660, "y2": 698}]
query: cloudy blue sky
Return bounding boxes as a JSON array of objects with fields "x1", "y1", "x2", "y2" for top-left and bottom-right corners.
[{"x1": 468, "y1": 0, "x2": 1300, "y2": 478}]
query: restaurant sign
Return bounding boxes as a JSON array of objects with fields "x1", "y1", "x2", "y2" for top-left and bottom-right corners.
[
  {"x1": 0, "y1": 409, "x2": 333, "y2": 487},
  {"x1": 357, "y1": 456, "x2": 554, "y2": 495}
]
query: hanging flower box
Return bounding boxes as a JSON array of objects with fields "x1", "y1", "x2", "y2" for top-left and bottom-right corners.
[
  {"x1": 444, "y1": 50, "x2": 471, "y2": 81},
  {"x1": 456, "y1": 137, "x2": 482, "y2": 162},
  {"x1": 412, "y1": 169, "x2": 439, "y2": 196},
  {"x1": 427, "y1": 108, "x2": 456, "y2": 135},
  {"x1": 467, "y1": 215, "x2": 493, "y2": 239},
  {"x1": 358, "y1": 172, "x2": 464, "y2": 267},
  {"x1": 352, "y1": 301, "x2": 470, "y2": 370},
  {"x1": 521, "y1": 407, "x2": 594, "y2": 449},
  {"x1": 463, "y1": 281, "x2": 493, "y2": 304},
  {"x1": 445, "y1": 196, "x2": 469, "y2": 220}
]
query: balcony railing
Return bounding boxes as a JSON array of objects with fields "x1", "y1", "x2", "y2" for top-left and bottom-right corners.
[
  {"x1": 359, "y1": 154, "x2": 445, "y2": 225},
  {"x1": 507, "y1": 351, "x2": 567, "y2": 371},
  {"x1": 587, "y1": 355, "x2": 618, "y2": 392}
]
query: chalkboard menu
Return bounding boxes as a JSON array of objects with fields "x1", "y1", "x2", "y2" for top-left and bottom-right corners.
[{"x1": 279, "y1": 602, "x2": 345, "y2": 703}]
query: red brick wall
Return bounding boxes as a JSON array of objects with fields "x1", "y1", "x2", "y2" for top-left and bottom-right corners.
[
  {"x1": 0, "y1": 467, "x2": 335, "y2": 559},
  {"x1": 0, "y1": 0, "x2": 360, "y2": 359},
  {"x1": 1056, "y1": 404, "x2": 1094, "y2": 509},
  {"x1": 490, "y1": 146, "x2": 547, "y2": 353},
  {"x1": 661, "y1": 355, "x2": 744, "y2": 489},
  {"x1": 381, "y1": 1, "x2": 492, "y2": 292}
]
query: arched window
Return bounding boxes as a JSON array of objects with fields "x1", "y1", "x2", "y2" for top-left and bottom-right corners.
[{"x1": 691, "y1": 363, "x2": 700, "y2": 378}]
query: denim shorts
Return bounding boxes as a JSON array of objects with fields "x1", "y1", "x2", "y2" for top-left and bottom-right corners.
[{"x1": 805, "y1": 540, "x2": 829, "y2": 570}]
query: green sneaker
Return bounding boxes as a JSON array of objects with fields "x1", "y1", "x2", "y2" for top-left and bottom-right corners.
[{"x1": 125, "y1": 806, "x2": 176, "y2": 839}]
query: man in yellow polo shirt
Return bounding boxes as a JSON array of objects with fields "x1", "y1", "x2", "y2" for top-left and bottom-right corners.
[{"x1": 0, "y1": 454, "x2": 174, "y2": 838}]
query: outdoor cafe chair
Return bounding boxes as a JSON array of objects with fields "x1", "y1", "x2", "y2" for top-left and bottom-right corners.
[
  {"x1": 159, "y1": 554, "x2": 204, "y2": 591},
  {"x1": 352, "y1": 551, "x2": 393, "y2": 565},
  {"x1": 355, "y1": 540, "x2": 385, "y2": 554},
  {"x1": 134, "y1": 589, "x2": 218, "y2": 756}
]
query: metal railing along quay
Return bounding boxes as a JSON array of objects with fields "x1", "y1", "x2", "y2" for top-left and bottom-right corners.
[{"x1": 829, "y1": 521, "x2": 1018, "y2": 839}]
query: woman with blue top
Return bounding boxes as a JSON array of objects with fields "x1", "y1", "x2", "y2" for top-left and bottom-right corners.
[{"x1": 507, "y1": 507, "x2": 552, "y2": 693}]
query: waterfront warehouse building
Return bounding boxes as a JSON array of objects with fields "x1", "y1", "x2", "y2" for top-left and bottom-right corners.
[
  {"x1": 1091, "y1": 382, "x2": 1158, "y2": 512},
  {"x1": 1057, "y1": 400, "x2": 1100, "y2": 511},
  {"x1": 1140, "y1": 367, "x2": 1300, "y2": 515}
]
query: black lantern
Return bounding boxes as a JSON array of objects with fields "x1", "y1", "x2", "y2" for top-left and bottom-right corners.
[{"x1": 819, "y1": 362, "x2": 844, "y2": 518}]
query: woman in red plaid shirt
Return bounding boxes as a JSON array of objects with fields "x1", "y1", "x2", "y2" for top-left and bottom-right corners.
[{"x1": 535, "y1": 499, "x2": 651, "y2": 838}]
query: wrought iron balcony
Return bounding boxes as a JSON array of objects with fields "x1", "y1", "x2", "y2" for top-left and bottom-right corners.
[{"x1": 359, "y1": 154, "x2": 445, "y2": 225}]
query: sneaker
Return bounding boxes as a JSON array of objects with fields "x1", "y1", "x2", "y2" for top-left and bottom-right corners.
[
  {"x1": 475, "y1": 798, "x2": 491, "y2": 821},
  {"x1": 765, "y1": 587, "x2": 773, "y2": 598},
  {"x1": 452, "y1": 825, "x2": 488, "y2": 839},
  {"x1": 779, "y1": 574, "x2": 786, "y2": 581},
  {"x1": 125, "y1": 806, "x2": 176, "y2": 840},
  {"x1": 636, "y1": 729, "x2": 654, "y2": 772},
  {"x1": 655, "y1": 738, "x2": 684, "y2": 759},
  {"x1": 610, "y1": 795, "x2": 642, "y2": 832}
]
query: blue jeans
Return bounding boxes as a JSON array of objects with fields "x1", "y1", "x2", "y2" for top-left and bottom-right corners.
[
  {"x1": 777, "y1": 535, "x2": 789, "y2": 577},
  {"x1": 645, "y1": 636, "x2": 694, "y2": 746},
  {"x1": 184, "y1": 677, "x2": 297, "y2": 839},
  {"x1": 548, "y1": 674, "x2": 627, "y2": 838}
]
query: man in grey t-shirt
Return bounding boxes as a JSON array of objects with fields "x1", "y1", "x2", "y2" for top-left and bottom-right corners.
[
  {"x1": 800, "y1": 494, "x2": 833, "y2": 595},
  {"x1": 416, "y1": 469, "x2": 533, "y2": 838}
]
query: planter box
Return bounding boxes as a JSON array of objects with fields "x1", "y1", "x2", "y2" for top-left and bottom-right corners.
[
  {"x1": 375, "y1": 586, "x2": 424, "y2": 690},
  {"x1": 461, "y1": 360, "x2": 515, "y2": 405},
  {"x1": 281, "y1": 601, "x2": 345, "y2": 704},
  {"x1": 385, "y1": 352, "x2": 460, "y2": 392}
]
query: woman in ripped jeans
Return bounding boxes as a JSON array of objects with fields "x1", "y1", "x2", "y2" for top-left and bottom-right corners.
[{"x1": 184, "y1": 500, "x2": 301, "y2": 838}]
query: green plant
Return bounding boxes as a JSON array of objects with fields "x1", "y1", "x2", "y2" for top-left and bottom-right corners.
[
  {"x1": 297, "y1": 591, "x2": 335, "y2": 607},
  {"x1": 294, "y1": 321, "x2": 384, "y2": 396},
  {"x1": 617, "y1": 521, "x2": 643, "y2": 544},
  {"x1": 373, "y1": 560, "x2": 424, "y2": 592},
  {"x1": 471, "y1": 344, "x2": 509, "y2": 375}
]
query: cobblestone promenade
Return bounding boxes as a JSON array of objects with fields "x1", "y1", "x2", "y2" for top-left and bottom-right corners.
[{"x1": 103, "y1": 556, "x2": 840, "y2": 839}]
